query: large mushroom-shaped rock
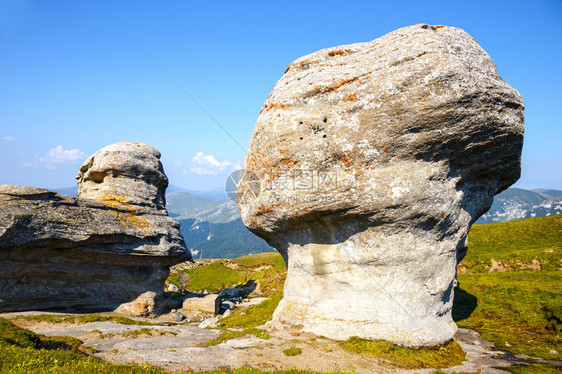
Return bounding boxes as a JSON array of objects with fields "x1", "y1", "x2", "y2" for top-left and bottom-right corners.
[
  {"x1": 0, "y1": 142, "x2": 191, "y2": 314},
  {"x1": 239, "y1": 25, "x2": 524, "y2": 346}
]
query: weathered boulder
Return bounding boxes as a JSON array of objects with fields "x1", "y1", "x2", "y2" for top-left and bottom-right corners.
[
  {"x1": 0, "y1": 142, "x2": 191, "y2": 314},
  {"x1": 182, "y1": 293, "x2": 218, "y2": 313},
  {"x1": 239, "y1": 25, "x2": 524, "y2": 346},
  {"x1": 214, "y1": 288, "x2": 242, "y2": 314},
  {"x1": 77, "y1": 142, "x2": 168, "y2": 211}
]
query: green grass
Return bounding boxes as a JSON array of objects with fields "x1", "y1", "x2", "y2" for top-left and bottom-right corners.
[
  {"x1": 120, "y1": 328, "x2": 176, "y2": 338},
  {"x1": 339, "y1": 338, "x2": 465, "y2": 369},
  {"x1": 220, "y1": 293, "x2": 283, "y2": 329},
  {"x1": 205, "y1": 293, "x2": 282, "y2": 346},
  {"x1": 17, "y1": 314, "x2": 160, "y2": 326},
  {"x1": 454, "y1": 271, "x2": 561, "y2": 360},
  {"x1": 234, "y1": 253, "x2": 286, "y2": 270},
  {"x1": 168, "y1": 252, "x2": 286, "y2": 296},
  {"x1": 282, "y1": 347, "x2": 302, "y2": 357},
  {"x1": 463, "y1": 215, "x2": 561, "y2": 272},
  {"x1": 504, "y1": 362, "x2": 562, "y2": 374}
]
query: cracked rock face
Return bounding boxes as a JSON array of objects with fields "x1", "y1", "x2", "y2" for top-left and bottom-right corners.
[
  {"x1": 240, "y1": 25, "x2": 524, "y2": 346},
  {"x1": 0, "y1": 142, "x2": 190, "y2": 314}
]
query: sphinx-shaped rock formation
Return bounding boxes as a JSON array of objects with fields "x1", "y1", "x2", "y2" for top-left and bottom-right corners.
[
  {"x1": 0, "y1": 142, "x2": 190, "y2": 315},
  {"x1": 239, "y1": 25, "x2": 524, "y2": 346}
]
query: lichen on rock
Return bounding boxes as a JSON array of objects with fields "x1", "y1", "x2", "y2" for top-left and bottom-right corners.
[{"x1": 240, "y1": 24, "x2": 524, "y2": 346}]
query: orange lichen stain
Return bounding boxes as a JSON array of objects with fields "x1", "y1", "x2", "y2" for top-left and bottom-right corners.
[
  {"x1": 383, "y1": 148, "x2": 388, "y2": 153},
  {"x1": 256, "y1": 203, "x2": 274, "y2": 216},
  {"x1": 97, "y1": 192, "x2": 151, "y2": 232},
  {"x1": 327, "y1": 49, "x2": 352, "y2": 57},
  {"x1": 435, "y1": 25, "x2": 445, "y2": 29},
  {"x1": 340, "y1": 152, "x2": 352, "y2": 168},
  {"x1": 263, "y1": 102, "x2": 290, "y2": 112},
  {"x1": 132, "y1": 301, "x2": 151, "y2": 314},
  {"x1": 344, "y1": 93, "x2": 357, "y2": 102},
  {"x1": 287, "y1": 59, "x2": 313, "y2": 71},
  {"x1": 278, "y1": 158, "x2": 298, "y2": 167},
  {"x1": 312, "y1": 79, "x2": 352, "y2": 95}
]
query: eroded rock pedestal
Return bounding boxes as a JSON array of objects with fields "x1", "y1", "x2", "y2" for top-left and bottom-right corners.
[
  {"x1": 0, "y1": 142, "x2": 190, "y2": 315},
  {"x1": 240, "y1": 25, "x2": 524, "y2": 346}
]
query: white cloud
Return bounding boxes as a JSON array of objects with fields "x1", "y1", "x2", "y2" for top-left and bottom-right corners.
[
  {"x1": 3, "y1": 136, "x2": 18, "y2": 141},
  {"x1": 190, "y1": 152, "x2": 234, "y2": 175},
  {"x1": 38, "y1": 145, "x2": 86, "y2": 169}
]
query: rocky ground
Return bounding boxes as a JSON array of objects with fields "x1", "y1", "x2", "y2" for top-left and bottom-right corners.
[{"x1": 3, "y1": 308, "x2": 559, "y2": 373}]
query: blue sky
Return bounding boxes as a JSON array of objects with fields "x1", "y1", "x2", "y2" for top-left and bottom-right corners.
[{"x1": 1, "y1": 0, "x2": 561, "y2": 192}]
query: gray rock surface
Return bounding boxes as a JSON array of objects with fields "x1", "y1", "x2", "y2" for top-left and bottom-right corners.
[
  {"x1": 173, "y1": 311, "x2": 186, "y2": 322},
  {"x1": 240, "y1": 24, "x2": 524, "y2": 346},
  {"x1": 198, "y1": 316, "x2": 220, "y2": 328},
  {"x1": 215, "y1": 288, "x2": 242, "y2": 314},
  {"x1": 77, "y1": 142, "x2": 168, "y2": 211},
  {"x1": 0, "y1": 142, "x2": 191, "y2": 314},
  {"x1": 182, "y1": 293, "x2": 218, "y2": 313},
  {"x1": 168, "y1": 284, "x2": 180, "y2": 292}
]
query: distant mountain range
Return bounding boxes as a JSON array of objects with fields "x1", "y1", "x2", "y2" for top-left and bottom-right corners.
[
  {"x1": 165, "y1": 192, "x2": 273, "y2": 259},
  {"x1": 476, "y1": 188, "x2": 562, "y2": 224},
  {"x1": 49, "y1": 185, "x2": 561, "y2": 257}
]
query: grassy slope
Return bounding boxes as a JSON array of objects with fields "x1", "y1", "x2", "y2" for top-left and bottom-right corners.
[
  {"x1": 168, "y1": 252, "x2": 287, "y2": 295},
  {"x1": 461, "y1": 214, "x2": 561, "y2": 271},
  {"x1": 454, "y1": 215, "x2": 562, "y2": 362}
]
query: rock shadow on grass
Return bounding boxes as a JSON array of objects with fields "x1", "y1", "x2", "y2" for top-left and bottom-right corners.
[{"x1": 452, "y1": 282, "x2": 478, "y2": 322}]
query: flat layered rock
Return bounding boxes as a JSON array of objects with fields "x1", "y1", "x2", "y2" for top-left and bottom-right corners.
[
  {"x1": 240, "y1": 25, "x2": 524, "y2": 346},
  {"x1": 0, "y1": 142, "x2": 191, "y2": 314}
]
